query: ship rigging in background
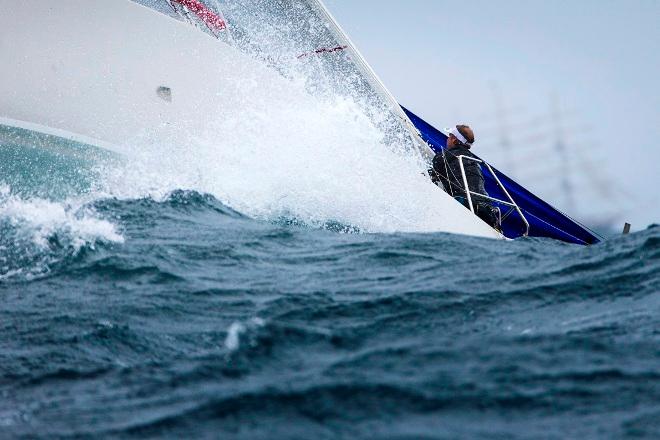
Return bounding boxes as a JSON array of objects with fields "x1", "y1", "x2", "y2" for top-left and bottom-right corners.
[{"x1": 473, "y1": 88, "x2": 635, "y2": 236}]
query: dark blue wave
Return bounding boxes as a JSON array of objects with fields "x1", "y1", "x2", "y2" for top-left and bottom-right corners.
[{"x1": 0, "y1": 191, "x2": 658, "y2": 439}]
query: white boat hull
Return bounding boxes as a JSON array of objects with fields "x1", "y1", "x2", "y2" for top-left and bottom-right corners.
[{"x1": 0, "y1": 0, "x2": 294, "y2": 152}]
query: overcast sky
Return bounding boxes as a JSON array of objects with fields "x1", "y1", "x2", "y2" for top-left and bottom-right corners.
[{"x1": 325, "y1": 0, "x2": 659, "y2": 230}]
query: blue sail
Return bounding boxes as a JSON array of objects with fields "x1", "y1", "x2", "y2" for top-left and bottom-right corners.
[{"x1": 403, "y1": 107, "x2": 601, "y2": 245}]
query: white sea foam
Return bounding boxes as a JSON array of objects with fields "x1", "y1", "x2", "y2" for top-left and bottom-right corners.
[
  {"x1": 96, "y1": 77, "x2": 494, "y2": 236},
  {"x1": 223, "y1": 318, "x2": 265, "y2": 352},
  {"x1": 0, "y1": 191, "x2": 123, "y2": 249},
  {"x1": 0, "y1": 184, "x2": 123, "y2": 280},
  {"x1": 224, "y1": 322, "x2": 246, "y2": 351}
]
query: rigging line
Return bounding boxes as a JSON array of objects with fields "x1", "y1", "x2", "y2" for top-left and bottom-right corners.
[
  {"x1": 521, "y1": 209, "x2": 594, "y2": 244},
  {"x1": 532, "y1": 202, "x2": 604, "y2": 242},
  {"x1": 472, "y1": 152, "x2": 603, "y2": 240},
  {"x1": 442, "y1": 148, "x2": 477, "y2": 197},
  {"x1": 441, "y1": 149, "x2": 454, "y2": 197}
]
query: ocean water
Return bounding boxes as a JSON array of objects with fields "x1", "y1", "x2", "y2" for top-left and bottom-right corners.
[
  {"x1": 1, "y1": 180, "x2": 658, "y2": 438},
  {"x1": 0, "y1": 9, "x2": 658, "y2": 434}
]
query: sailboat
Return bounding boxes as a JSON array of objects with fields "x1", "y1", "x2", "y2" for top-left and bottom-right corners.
[{"x1": 0, "y1": 0, "x2": 600, "y2": 244}]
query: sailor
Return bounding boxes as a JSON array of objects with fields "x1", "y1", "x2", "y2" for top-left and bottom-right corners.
[{"x1": 429, "y1": 125, "x2": 501, "y2": 230}]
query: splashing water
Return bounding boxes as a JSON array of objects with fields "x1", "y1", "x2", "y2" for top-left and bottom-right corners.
[
  {"x1": 1, "y1": 5, "x2": 657, "y2": 439},
  {"x1": 1, "y1": 0, "x2": 496, "y2": 237},
  {"x1": 0, "y1": 185, "x2": 123, "y2": 280},
  {"x1": 95, "y1": 77, "x2": 489, "y2": 234}
]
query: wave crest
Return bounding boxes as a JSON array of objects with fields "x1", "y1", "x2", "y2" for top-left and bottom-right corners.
[{"x1": 0, "y1": 185, "x2": 123, "y2": 281}]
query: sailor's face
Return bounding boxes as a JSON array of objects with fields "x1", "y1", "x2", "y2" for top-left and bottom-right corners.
[{"x1": 447, "y1": 135, "x2": 457, "y2": 148}]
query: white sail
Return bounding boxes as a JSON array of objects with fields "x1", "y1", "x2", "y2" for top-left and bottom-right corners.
[
  {"x1": 211, "y1": 0, "x2": 433, "y2": 160},
  {"x1": 305, "y1": 0, "x2": 432, "y2": 157},
  {"x1": 134, "y1": 0, "x2": 432, "y2": 158}
]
